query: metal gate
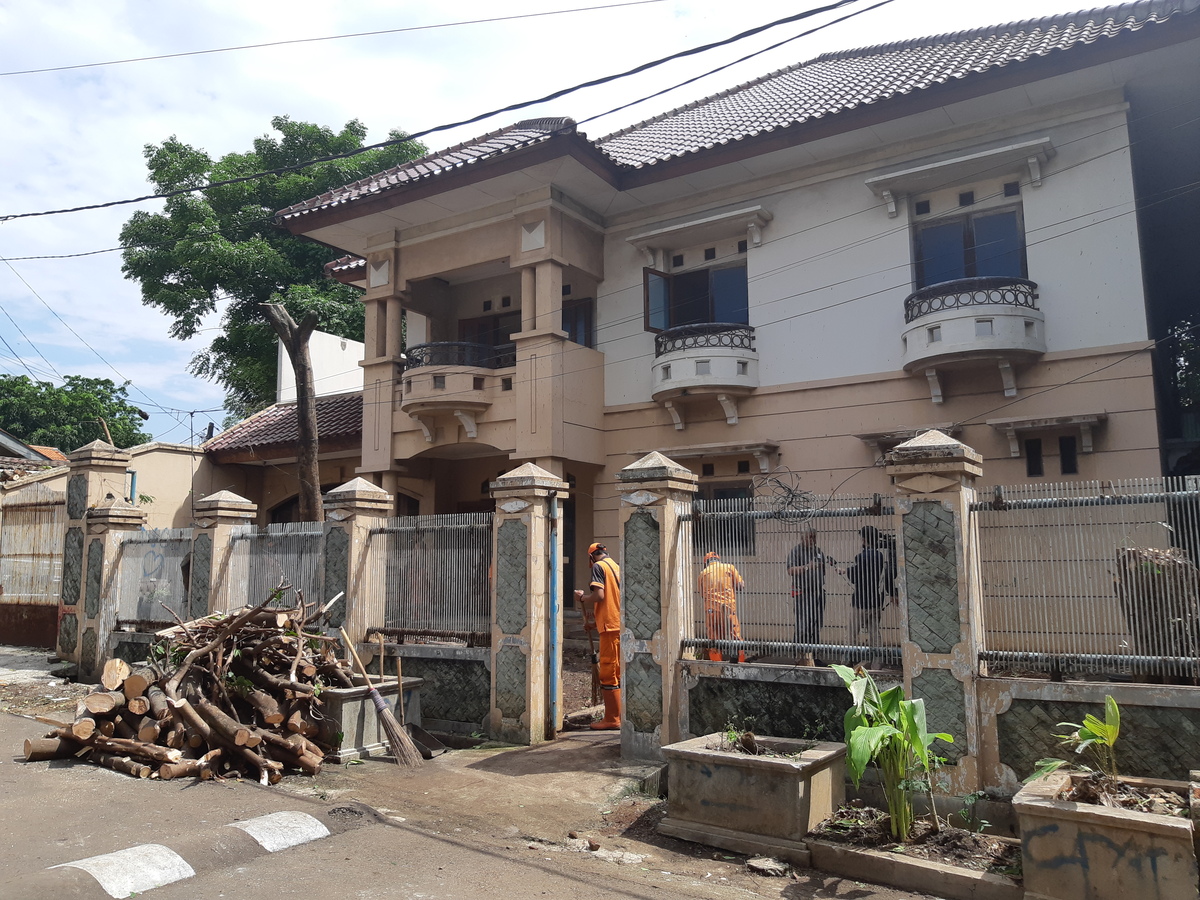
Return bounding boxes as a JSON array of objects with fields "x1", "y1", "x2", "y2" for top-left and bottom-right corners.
[
  {"x1": 364, "y1": 512, "x2": 493, "y2": 643},
  {"x1": 679, "y1": 491, "x2": 898, "y2": 663},
  {"x1": 227, "y1": 523, "x2": 325, "y2": 610},
  {"x1": 973, "y1": 477, "x2": 1200, "y2": 679}
]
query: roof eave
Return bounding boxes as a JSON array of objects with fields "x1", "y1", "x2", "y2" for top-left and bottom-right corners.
[{"x1": 277, "y1": 132, "x2": 619, "y2": 236}]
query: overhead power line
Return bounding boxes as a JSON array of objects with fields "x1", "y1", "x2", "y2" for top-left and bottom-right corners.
[
  {"x1": 0, "y1": 0, "x2": 879, "y2": 223},
  {"x1": 0, "y1": 1, "x2": 670, "y2": 78}
]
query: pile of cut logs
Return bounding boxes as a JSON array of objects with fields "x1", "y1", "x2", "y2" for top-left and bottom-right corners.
[{"x1": 24, "y1": 587, "x2": 355, "y2": 784}]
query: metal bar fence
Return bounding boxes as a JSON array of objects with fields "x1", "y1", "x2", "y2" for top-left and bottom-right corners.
[
  {"x1": 973, "y1": 477, "x2": 1200, "y2": 680},
  {"x1": 0, "y1": 486, "x2": 65, "y2": 607},
  {"x1": 227, "y1": 523, "x2": 325, "y2": 610},
  {"x1": 680, "y1": 494, "x2": 899, "y2": 665},
  {"x1": 364, "y1": 512, "x2": 493, "y2": 644},
  {"x1": 114, "y1": 528, "x2": 194, "y2": 625}
]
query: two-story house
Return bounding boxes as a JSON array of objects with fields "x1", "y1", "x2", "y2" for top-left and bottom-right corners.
[{"x1": 276, "y1": 1, "x2": 1200, "y2": 576}]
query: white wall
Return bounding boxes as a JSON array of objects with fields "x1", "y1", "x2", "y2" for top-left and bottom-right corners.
[
  {"x1": 277, "y1": 330, "x2": 365, "y2": 402},
  {"x1": 596, "y1": 100, "x2": 1147, "y2": 406}
]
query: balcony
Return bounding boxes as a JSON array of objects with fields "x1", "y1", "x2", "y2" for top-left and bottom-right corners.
[
  {"x1": 651, "y1": 324, "x2": 759, "y2": 429},
  {"x1": 399, "y1": 342, "x2": 516, "y2": 441},
  {"x1": 900, "y1": 277, "x2": 1046, "y2": 403}
]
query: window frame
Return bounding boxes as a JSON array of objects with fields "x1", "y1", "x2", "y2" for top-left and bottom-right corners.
[
  {"x1": 561, "y1": 296, "x2": 596, "y2": 348},
  {"x1": 642, "y1": 262, "x2": 749, "y2": 333},
  {"x1": 912, "y1": 203, "x2": 1028, "y2": 290}
]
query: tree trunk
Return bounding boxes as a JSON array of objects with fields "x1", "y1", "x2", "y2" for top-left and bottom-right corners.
[
  {"x1": 260, "y1": 303, "x2": 323, "y2": 523},
  {"x1": 101, "y1": 659, "x2": 132, "y2": 691},
  {"x1": 24, "y1": 737, "x2": 83, "y2": 762},
  {"x1": 84, "y1": 691, "x2": 127, "y2": 715}
]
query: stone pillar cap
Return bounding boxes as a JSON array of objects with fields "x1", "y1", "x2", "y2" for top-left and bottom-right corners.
[
  {"x1": 194, "y1": 489, "x2": 255, "y2": 510},
  {"x1": 491, "y1": 462, "x2": 569, "y2": 494},
  {"x1": 618, "y1": 451, "x2": 697, "y2": 485},
  {"x1": 69, "y1": 440, "x2": 131, "y2": 466},
  {"x1": 886, "y1": 429, "x2": 982, "y2": 466},
  {"x1": 88, "y1": 493, "x2": 147, "y2": 528},
  {"x1": 325, "y1": 477, "x2": 391, "y2": 501}
]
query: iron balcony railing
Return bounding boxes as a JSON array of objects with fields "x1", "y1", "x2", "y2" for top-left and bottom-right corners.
[
  {"x1": 903, "y1": 276, "x2": 1039, "y2": 324},
  {"x1": 403, "y1": 341, "x2": 516, "y2": 371},
  {"x1": 653, "y1": 323, "x2": 756, "y2": 358}
]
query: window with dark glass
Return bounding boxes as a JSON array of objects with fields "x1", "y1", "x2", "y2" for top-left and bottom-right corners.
[
  {"x1": 1025, "y1": 438, "x2": 1044, "y2": 478},
  {"x1": 913, "y1": 206, "x2": 1026, "y2": 289},
  {"x1": 458, "y1": 311, "x2": 520, "y2": 365},
  {"x1": 561, "y1": 297, "x2": 595, "y2": 348},
  {"x1": 692, "y1": 481, "x2": 755, "y2": 555},
  {"x1": 644, "y1": 264, "x2": 748, "y2": 332}
]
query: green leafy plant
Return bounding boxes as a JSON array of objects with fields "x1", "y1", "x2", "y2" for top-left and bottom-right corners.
[
  {"x1": 1028, "y1": 695, "x2": 1121, "y2": 782},
  {"x1": 832, "y1": 664, "x2": 953, "y2": 841}
]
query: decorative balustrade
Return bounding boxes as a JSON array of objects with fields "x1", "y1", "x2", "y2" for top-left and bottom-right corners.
[
  {"x1": 904, "y1": 277, "x2": 1039, "y2": 325},
  {"x1": 654, "y1": 323, "x2": 756, "y2": 358},
  {"x1": 403, "y1": 342, "x2": 516, "y2": 370}
]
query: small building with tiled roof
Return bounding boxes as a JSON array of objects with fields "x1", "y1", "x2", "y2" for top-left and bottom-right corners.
[{"x1": 278, "y1": 2, "x2": 1200, "y2": 571}]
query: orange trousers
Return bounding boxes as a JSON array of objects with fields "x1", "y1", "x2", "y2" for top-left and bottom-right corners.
[
  {"x1": 598, "y1": 631, "x2": 621, "y2": 689},
  {"x1": 705, "y1": 603, "x2": 745, "y2": 663}
]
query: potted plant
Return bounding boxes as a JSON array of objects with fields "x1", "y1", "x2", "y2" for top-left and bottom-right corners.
[
  {"x1": 658, "y1": 726, "x2": 847, "y2": 865},
  {"x1": 805, "y1": 667, "x2": 1022, "y2": 900},
  {"x1": 1014, "y1": 696, "x2": 1198, "y2": 900}
]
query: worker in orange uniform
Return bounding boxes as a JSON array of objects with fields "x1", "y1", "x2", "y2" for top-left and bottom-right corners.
[
  {"x1": 573, "y1": 542, "x2": 622, "y2": 730},
  {"x1": 698, "y1": 551, "x2": 746, "y2": 663}
]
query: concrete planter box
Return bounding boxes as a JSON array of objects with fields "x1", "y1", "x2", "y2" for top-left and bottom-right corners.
[
  {"x1": 807, "y1": 839, "x2": 1022, "y2": 900},
  {"x1": 1014, "y1": 772, "x2": 1198, "y2": 900},
  {"x1": 658, "y1": 734, "x2": 846, "y2": 865},
  {"x1": 319, "y1": 675, "x2": 424, "y2": 763}
]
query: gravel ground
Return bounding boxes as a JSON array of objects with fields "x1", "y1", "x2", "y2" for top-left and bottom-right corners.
[{"x1": 0, "y1": 645, "x2": 90, "y2": 717}]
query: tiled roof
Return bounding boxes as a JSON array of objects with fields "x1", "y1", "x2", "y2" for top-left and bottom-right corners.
[
  {"x1": 204, "y1": 391, "x2": 362, "y2": 458},
  {"x1": 0, "y1": 456, "x2": 59, "y2": 482},
  {"x1": 597, "y1": 0, "x2": 1195, "y2": 167},
  {"x1": 278, "y1": 118, "x2": 577, "y2": 222},
  {"x1": 27, "y1": 444, "x2": 67, "y2": 461},
  {"x1": 278, "y1": 2, "x2": 1195, "y2": 223},
  {"x1": 325, "y1": 255, "x2": 365, "y2": 276}
]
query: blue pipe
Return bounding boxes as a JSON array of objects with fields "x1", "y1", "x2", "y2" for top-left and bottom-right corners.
[
  {"x1": 127, "y1": 469, "x2": 137, "y2": 504},
  {"x1": 548, "y1": 492, "x2": 561, "y2": 737}
]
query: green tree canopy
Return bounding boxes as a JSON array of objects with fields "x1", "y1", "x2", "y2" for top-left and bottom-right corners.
[
  {"x1": 120, "y1": 116, "x2": 426, "y2": 421},
  {"x1": 0, "y1": 375, "x2": 151, "y2": 452}
]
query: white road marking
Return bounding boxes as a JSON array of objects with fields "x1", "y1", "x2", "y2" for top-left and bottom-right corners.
[
  {"x1": 51, "y1": 844, "x2": 195, "y2": 898},
  {"x1": 228, "y1": 810, "x2": 330, "y2": 852}
]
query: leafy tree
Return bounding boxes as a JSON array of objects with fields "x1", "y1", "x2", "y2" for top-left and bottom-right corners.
[
  {"x1": 1171, "y1": 317, "x2": 1200, "y2": 410},
  {"x1": 0, "y1": 375, "x2": 151, "y2": 452},
  {"x1": 120, "y1": 116, "x2": 426, "y2": 421}
]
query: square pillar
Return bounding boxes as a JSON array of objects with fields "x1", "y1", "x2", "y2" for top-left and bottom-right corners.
[
  {"x1": 323, "y1": 477, "x2": 393, "y2": 642},
  {"x1": 886, "y1": 429, "x2": 985, "y2": 795},
  {"x1": 191, "y1": 490, "x2": 257, "y2": 614},
  {"x1": 489, "y1": 463, "x2": 568, "y2": 745},
  {"x1": 57, "y1": 441, "x2": 137, "y2": 673},
  {"x1": 616, "y1": 451, "x2": 698, "y2": 761}
]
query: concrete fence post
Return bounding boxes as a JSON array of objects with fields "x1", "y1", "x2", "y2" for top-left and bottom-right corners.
[
  {"x1": 489, "y1": 462, "x2": 568, "y2": 745},
  {"x1": 57, "y1": 441, "x2": 139, "y2": 676},
  {"x1": 323, "y1": 477, "x2": 393, "y2": 642},
  {"x1": 616, "y1": 451, "x2": 698, "y2": 761},
  {"x1": 191, "y1": 490, "x2": 256, "y2": 614},
  {"x1": 886, "y1": 429, "x2": 985, "y2": 796}
]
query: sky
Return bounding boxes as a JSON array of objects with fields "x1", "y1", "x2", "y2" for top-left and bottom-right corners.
[{"x1": 0, "y1": 0, "x2": 1104, "y2": 445}]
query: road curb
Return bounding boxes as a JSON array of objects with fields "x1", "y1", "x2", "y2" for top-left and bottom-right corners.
[{"x1": 0, "y1": 805, "x2": 374, "y2": 899}]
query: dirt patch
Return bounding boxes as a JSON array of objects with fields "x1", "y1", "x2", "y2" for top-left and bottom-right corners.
[
  {"x1": 562, "y1": 645, "x2": 596, "y2": 718},
  {"x1": 0, "y1": 680, "x2": 91, "y2": 718},
  {"x1": 812, "y1": 805, "x2": 1022, "y2": 879},
  {"x1": 1063, "y1": 772, "x2": 1187, "y2": 816}
]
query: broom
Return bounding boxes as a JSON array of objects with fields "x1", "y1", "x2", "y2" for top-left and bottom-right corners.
[
  {"x1": 586, "y1": 628, "x2": 601, "y2": 707},
  {"x1": 339, "y1": 628, "x2": 422, "y2": 767}
]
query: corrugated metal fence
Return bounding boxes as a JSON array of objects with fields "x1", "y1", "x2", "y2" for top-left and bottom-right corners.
[
  {"x1": 680, "y1": 493, "x2": 899, "y2": 663},
  {"x1": 973, "y1": 477, "x2": 1200, "y2": 679}
]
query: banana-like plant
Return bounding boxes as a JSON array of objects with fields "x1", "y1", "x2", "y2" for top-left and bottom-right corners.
[
  {"x1": 1029, "y1": 694, "x2": 1121, "y2": 782},
  {"x1": 832, "y1": 664, "x2": 953, "y2": 840}
]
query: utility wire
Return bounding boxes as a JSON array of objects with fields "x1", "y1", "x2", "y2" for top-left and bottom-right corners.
[
  {"x1": 0, "y1": 0, "x2": 880, "y2": 222},
  {"x1": 0, "y1": 1, "x2": 670, "y2": 78}
]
